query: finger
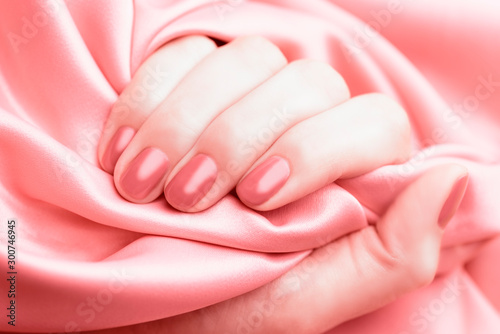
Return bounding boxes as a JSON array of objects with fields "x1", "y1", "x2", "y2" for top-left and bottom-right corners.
[
  {"x1": 98, "y1": 35, "x2": 217, "y2": 173},
  {"x1": 163, "y1": 59, "x2": 350, "y2": 212},
  {"x1": 237, "y1": 93, "x2": 411, "y2": 210},
  {"x1": 102, "y1": 164, "x2": 468, "y2": 333},
  {"x1": 113, "y1": 36, "x2": 287, "y2": 203},
  {"x1": 257, "y1": 163, "x2": 469, "y2": 333}
]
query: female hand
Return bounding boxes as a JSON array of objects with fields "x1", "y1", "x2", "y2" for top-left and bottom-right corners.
[
  {"x1": 97, "y1": 35, "x2": 411, "y2": 212},
  {"x1": 95, "y1": 35, "x2": 469, "y2": 332}
]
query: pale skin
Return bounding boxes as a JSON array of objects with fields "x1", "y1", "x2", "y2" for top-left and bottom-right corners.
[
  {"x1": 98, "y1": 35, "x2": 411, "y2": 211},
  {"x1": 92, "y1": 35, "x2": 468, "y2": 333}
]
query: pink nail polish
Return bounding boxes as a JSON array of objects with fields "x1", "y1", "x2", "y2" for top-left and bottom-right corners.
[
  {"x1": 102, "y1": 126, "x2": 135, "y2": 173},
  {"x1": 165, "y1": 154, "x2": 218, "y2": 211},
  {"x1": 438, "y1": 173, "x2": 469, "y2": 229},
  {"x1": 237, "y1": 156, "x2": 290, "y2": 206},
  {"x1": 120, "y1": 148, "x2": 169, "y2": 201}
]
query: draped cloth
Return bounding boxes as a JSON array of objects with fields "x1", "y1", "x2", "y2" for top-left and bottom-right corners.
[{"x1": 0, "y1": 0, "x2": 499, "y2": 332}]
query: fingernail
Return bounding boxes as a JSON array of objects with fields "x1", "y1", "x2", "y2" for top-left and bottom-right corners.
[
  {"x1": 237, "y1": 156, "x2": 290, "y2": 206},
  {"x1": 438, "y1": 173, "x2": 469, "y2": 229},
  {"x1": 165, "y1": 154, "x2": 218, "y2": 210},
  {"x1": 102, "y1": 126, "x2": 135, "y2": 173},
  {"x1": 120, "y1": 147, "x2": 169, "y2": 201}
]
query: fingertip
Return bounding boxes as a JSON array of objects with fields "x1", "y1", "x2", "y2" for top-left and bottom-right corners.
[
  {"x1": 438, "y1": 169, "x2": 469, "y2": 229},
  {"x1": 100, "y1": 126, "x2": 136, "y2": 174},
  {"x1": 380, "y1": 163, "x2": 468, "y2": 235},
  {"x1": 376, "y1": 163, "x2": 469, "y2": 288}
]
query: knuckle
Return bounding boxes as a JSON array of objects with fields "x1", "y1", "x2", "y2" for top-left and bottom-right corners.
[
  {"x1": 364, "y1": 93, "x2": 409, "y2": 128},
  {"x1": 151, "y1": 109, "x2": 200, "y2": 146},
  {"x1": 279, "y1": 127, "x2": 313, "y2": 165},
  {"x1": 288, "y1": 59, "x2": 350, "y2": 102},
  {"x1": 365, "y1": 93, "x2": 407, "y2": 120},
  {"x1": 404, "y1": 251, "x2": 438, "y2": 289},
  {"x1": 181, "y1": 34, "x2": 218, "y2": 53},
  {"x1": 232, "y1": 35, "x2": 287, "y2": 70},
  {"x1": 236, "y1": 35, "x2": 277, "y2": 53},
  {"x1": 290, "y1": 58, "x2": 331, "y2": 74},
  {"x1": 363, "y1": 93, "x2": 412, "y2": 161},
  {"x1": 200, "y1": 114, "x2": 242, "y2": 155},
  {"x1": 378, "y1": 235, "x2": 436, "y2": 290}
]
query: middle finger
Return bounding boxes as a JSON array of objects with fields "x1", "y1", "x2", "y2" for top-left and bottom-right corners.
[
  {"x1": 164, "y1": 59, "x2": 350, "y2": 211},
  {"x1": 114, "y1": 36, "x2": 287, "y2": 203}
]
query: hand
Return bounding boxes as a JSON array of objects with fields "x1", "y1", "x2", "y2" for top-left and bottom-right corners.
[
  {"x1": 98, "y1": 35, "x2": 411, "y2": 212},
  {"x1": 87, "y1": 164, "x2": 469, "y2": 333}
]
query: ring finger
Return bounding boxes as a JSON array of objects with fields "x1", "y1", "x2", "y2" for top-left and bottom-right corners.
[
  {"x1": 164, "y1": 60, "x2": 350, "y2": 211},
  {"x1": 113, "y1": 36, "x2": 288, "y2": 203}
]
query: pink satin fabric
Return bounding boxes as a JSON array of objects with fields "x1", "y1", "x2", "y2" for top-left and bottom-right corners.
[{"x1": 0, "y1": 0, "x2": 499, "y2": 332}]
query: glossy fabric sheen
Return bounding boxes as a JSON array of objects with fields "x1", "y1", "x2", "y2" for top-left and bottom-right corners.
[{"x1": 0, "y1": 0, "x2": 499, "y2": 332}]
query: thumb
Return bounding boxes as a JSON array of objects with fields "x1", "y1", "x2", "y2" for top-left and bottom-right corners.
[
  {"x1": 306, "y1": 163, "x2": 470, "y2": 331},
  {"x1": 90, "y1": 164, "x2": 469, "y2": 334},
  {"x1": 376, "y1": 163, "x2": 469, "y2": 290},
  {"x1": 255, "y1": 163, "x2": 470, "y2": 334}
]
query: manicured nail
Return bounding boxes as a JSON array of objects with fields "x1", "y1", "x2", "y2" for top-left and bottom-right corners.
[
  {"x1": 120, "y1": 148, "x2": 169, "y2": 201},
  {"x1": 237, "y1": 156, "x2": 290, "y2": 206},
  {"x1": 165, "y1": 154, "x2": 218, "y2": 210},
  {"x1": 102, "y1": 126, "x2": 135, "y2": 173},
  {"x1": 438, "y1": 173, "x2": 469, "y2": 229}
]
